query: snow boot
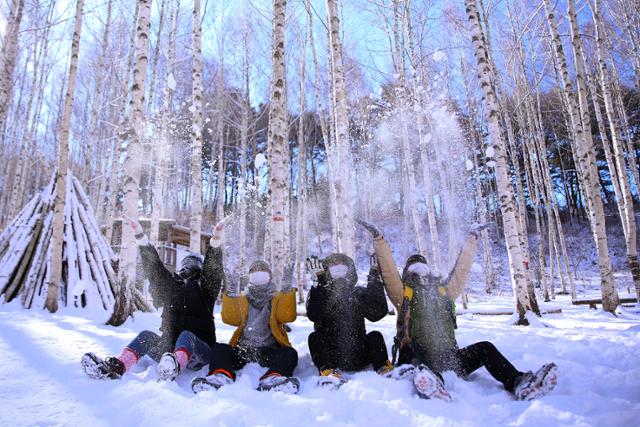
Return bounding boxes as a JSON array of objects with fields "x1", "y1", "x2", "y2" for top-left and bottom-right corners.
[
  {"x1": 514, "y1": 363, "x2": 558, "y2": 401},
  {"x1": 383, "y1": 363, "x2": 417, "y2": 381},
  {"x1": 413, "y1": 364, "x2": 451, "y2": 401},
  {"x1": 257, "y1": 373, "x2": 300, "y2": 394},
  {"x1": 317, "y1": 368, "x2": 347, "y2": 389},
  {"x1": 191, "y1": 372, "x2": 234, "y2": 394},
  {"x1": 81, "y1": 353, "x2": 125, "y2": 380},
  {"x1": 157, "y1": 352, "x2": 180, "y2": 381}
]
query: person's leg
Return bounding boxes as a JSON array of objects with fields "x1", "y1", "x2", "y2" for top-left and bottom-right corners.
[
  {"x1": 259, "y1": 346, "x2": 298, "y2": 378},
  {"x1": 120, "y1": 330, "x2": 166, "y2": 371},
  {"x1": 365, "y1": 331, "x2": 391, "y2": 372},
  {"x1": 308, "y1": 332, "x2": 338, "y2": 372},
  {"x1": 206, "y1": 343, "x2": 238, "y2": 380},
  {"x1": 457, "y1": 341, "x2": 524, "y2": 392},
  {"x1": 172, "y1": 330, "x2": 212, "y2": 371}
]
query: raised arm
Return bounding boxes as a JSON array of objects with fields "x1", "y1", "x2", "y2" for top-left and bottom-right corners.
[
  {"x1": 356, "y1": 218, "x2": 404, "y2": 310},
  {"x1": 305, "y1": 256, "x2": 333, "y2": 322},
  {"x1": 445, "y1": 231, "x2": 479, "y2": 300},
  {"x1": 124, "y1": 216, "x2": 173, "y2": 305},
  {"x1": 201, "y1": 221, "x2": 225, "y2": 308},
  {"x1": 356, "y1": 256, "x2": 388, "y2": 322}
]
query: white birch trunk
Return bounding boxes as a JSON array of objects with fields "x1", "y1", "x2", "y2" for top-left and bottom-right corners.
[
  {"x1": 543, "y1": 0, "x2": 618, "y2": 312},
  {"x1": 45, "y1": 0, "x2": 85, "y2": 312},
  {"x1": 268, "y1": 0, "x2": 289, "y2": 290},
  {"x1": 189, "y1": 0, "x2": 204, "y2": 254},
  {"x1": 326, "y1": 0, "x2": 354, "y2": 257},
  {"x1": 111, "y1": 0, "x2": 153, "y2": 324},
  {"x1": 466, "y1": 0, "x2": 533, "y2": 324},
  {"x1": 0, "y1": 0, "x2": 25, "y2": 132}
]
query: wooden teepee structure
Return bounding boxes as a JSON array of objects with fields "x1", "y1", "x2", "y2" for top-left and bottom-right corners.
[{"x1": 0, "y1": 172, "x2": 117, "y2": 310}]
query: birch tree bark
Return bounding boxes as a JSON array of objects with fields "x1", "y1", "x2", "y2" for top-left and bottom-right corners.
[
  {"x1": 591, "y1": 0, "x2": 640, "y2": 301},
  {"x1": 465, "y1": 0, "x2": 533, "y2": 324},
  {"x1": 109, "y1": 0, "x2": 153, "y2": 325},
  {"x1": 268, "y1": 0, "x2": 289, "y2": 290},
  {"x1": 543, "y1": 0, "x2": 619, "y2": 312},
  {"x1": 326, "y1": 0, "x2": 354, "y2": 257},
  {"x1": 189, "y1": 0, "x2": 204, "y2": 254},
  {"x1": 45, "y1": 0, "x2": 85, "y2": 312},
  {"x1": 0, "y1": 0, "x2": 25, "y2": 133},
  {"x1": 295, "y1": 20, "x2": 308, "y2": 303}
]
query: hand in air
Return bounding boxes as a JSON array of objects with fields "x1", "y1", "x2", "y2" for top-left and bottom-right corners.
[
  {"x1": 210, "y1": 219, "x2": 226, "y2": 248},
  {"x1": 469, "y1": 222, "x2": 491, "y2": 238},
  {"x1": 355, "y1": 218, "x2": 381, "y2": 238},
  {"x1": 306, "y1": 256, "x2": 325, "y2": 282}
]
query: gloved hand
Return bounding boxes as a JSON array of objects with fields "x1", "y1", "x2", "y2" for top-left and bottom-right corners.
[
  {"x1": 306, "y1": 256, "x2": 325, "y2": 283},
  {"x1": 356, "y1": 218, "x2": 381, "y2": 238},
  {"x1": 368, "y1": 253, "x2": 382, "y2": 282},
  {"x1": 123, "y1": 215, "x2": 147, "y2": 244},
  {"x1": 209, "y1": 219, "x2": 225, "y2": 248},
  {"x1": 469, "y1": 222, "x2": 491, "y2": 238}
]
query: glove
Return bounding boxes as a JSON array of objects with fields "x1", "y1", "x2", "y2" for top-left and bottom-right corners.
[
  {"x1": 306, "y1": 256, "x2": 325, "y2": 283},
  {"x1": 209, "y1": 220, "x2": 225, "y2": 248},
  {"x1": 469, "y1": 222, "x2": 490, "y2": 238},
  {"x1": 356, "y1": 218, "x2": 381, "y2": 238},
  {"x1": 123, "y1": 215, "x2": 147, "y2": 244},
  {"x1": 368, "y1": 253, "x2": 382, "y2": 282}
]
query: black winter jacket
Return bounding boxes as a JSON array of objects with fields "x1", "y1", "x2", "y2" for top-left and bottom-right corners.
[
  {"x1": 306, "y1": 254, "x2": 388, "y2": 368},
  {"x1": 139, "y1": 244, "x2": 223, "y2": 348}
]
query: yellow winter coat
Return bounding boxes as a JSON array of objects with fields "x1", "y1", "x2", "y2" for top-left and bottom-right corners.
[{"x1": 221, "y1": 289, "x2": 297, "y2": 347}]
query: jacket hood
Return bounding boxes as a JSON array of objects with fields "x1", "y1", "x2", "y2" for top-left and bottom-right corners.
[
  {"x1": 322, "y1": 253, "x2": 358, "y2": 286},
  {"x1": 248, "y1": 260, "x2": 272, "y2": 276}
]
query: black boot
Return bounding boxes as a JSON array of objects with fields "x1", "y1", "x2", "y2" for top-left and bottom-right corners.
[{"x1": 81, "y1": 353, "x2": 125, "y2": 379}]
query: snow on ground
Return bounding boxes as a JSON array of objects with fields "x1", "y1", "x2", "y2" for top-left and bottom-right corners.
[{"x1": 0, "y1": 294, "x2": 639, "y2": 427}]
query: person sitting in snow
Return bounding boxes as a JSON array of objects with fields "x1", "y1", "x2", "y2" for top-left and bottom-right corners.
[
  {"x1": 304, "y1": 251, "x2": 394, "y2": 388},
  {"x1": 81, "y1": 218, "x2": 224, "y2": 381},
  {"x1": 357, "y1": 218, "x2": 558, "y2": 401},
  {"x1": 190, "y1": 232, "x2": 299, "y2": 394}
]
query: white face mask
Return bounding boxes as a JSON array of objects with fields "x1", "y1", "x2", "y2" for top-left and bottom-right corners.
[
  {"x1": 408, "y1": 262, "x2": 430, "y2": 276},
  {"x1": 249, "y1": 271, "x2": 270, "y2": 286},
  {"x1": 329, "y1": 264, "x2": 349, "y2": 279}
]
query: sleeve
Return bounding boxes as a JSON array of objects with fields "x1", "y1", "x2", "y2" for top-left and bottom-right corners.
[
  {"x1": 445, "y1": 234, "x2": 478, "y2": 300},
  {"x1": 305, "y1": 284, "x2": 332, "y2": 322},
  {"x1": 221, "y1": 292, "x2": 242, "y2": 326},
  {"x1": 373, "y1": 235, "x2": 404, "y2": 310},
  {"x1": 201, "y1": 245, "x2": 224, "y2": 308},
  {"x1": 275, "y1": 290, "x2": 297, "y2": 323},
  {"x1": 356, "y1": 268, "x2": 388, "y2": 322},
  {"x1": 138, "y1": 243, "x2": 174, "y2": 306}
]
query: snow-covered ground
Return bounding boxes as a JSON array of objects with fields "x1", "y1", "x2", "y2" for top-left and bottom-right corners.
[{"x1": 0, "y1": 294, "x2": 639, "y2": 427}]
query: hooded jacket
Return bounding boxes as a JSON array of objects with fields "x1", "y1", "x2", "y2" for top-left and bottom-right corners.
[
  {"x1": 219, "y1": 259, "x2": 297, "y2": 348},
  {"x1": 306, "y1": 253, "x2": 388, "y2": 368},
  {"x1": 138, "y1": 244, "x2": 222, "y2": 347},
  {"x1": 374, "y1": 235, "x2": 478, "y2": 373}
]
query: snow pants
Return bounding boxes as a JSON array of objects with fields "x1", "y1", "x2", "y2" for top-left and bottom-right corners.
[
  {"x1": 308, "y1": 330, "x2": 389, "y2": 373},
  {"x1": 125, "y1": 330, "x2": 212, "y2": 370},
  {"x1": 399, "y1": 340, "x2": 523, "y2": 391},
  {"x1": 207, "y1": 343, "x2": 298, "y2": 379}
]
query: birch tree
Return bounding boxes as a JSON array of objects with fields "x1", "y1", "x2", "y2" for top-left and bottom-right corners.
[
  {"x1": 326, "y1": 0, "x2": 354, "y2": 257},
  {"x1": 542, "y1": 0, "x2": 619, "y2": 312},
  {"x1": 0, "y1": 0, "x2": 25, "y2": 134},
  {"x1": 268, "y1": 0, "x2": 289, "y2": 289},
  {"x1": 465, "y1": 0, "x2": 533, "y2": 324},
  {"x1": 109, "y1": 0, "x2": 153, "y2": 325},
  {"x1": 45, "y1": 0, "x2": 85, "y2": 312},
  {"x1": 189, "y1": 0, "x2": 204, "y2": 254}
]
